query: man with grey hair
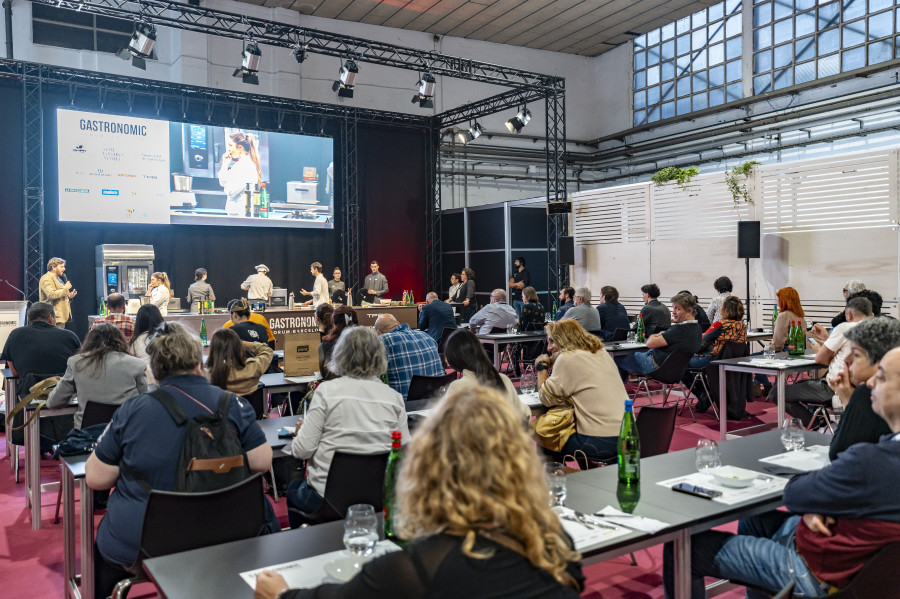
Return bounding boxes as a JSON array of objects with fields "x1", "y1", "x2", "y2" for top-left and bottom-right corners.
[
  {"x1": 827, "y1": 317, "x2": 900, "y2": 460},
  {"x1": 832, "y1": 279, "x2": 866, "y2": 327},
  {"x1": 777, "y1": 296, "x2": 874, "y2": 427},
  {"x1": 288, "y1": 326, "x2": 409, "y2": 527},
  {"x1": 375, "y1": 313, "x2": 444, "y2": 400},
  {"x1": 418, "y1": 291, "x2": 456, "y2": 344},
  {"x1": 469, "y1": 289, "x2": 518, "y2": 335},
  {"x1": 560, "y1": 286, "x2": 602, "y2": 332}
]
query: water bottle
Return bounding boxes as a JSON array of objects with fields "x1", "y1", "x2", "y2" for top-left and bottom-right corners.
[
  {"x1": 199, "y1": 318, "x2": 208, "y2": 346},
  {"x1": 383, "y1": 431, "x2": 403, "y2": 538},
  {"x1": 617, "y1": 399, "x2": 640, "y2": 485}
]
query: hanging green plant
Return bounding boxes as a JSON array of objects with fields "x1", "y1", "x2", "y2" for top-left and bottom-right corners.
[
  {"x1": 651, "y1": 166, "x2": 699, "y2": 190},
  {"x1": 725, "y1": 160, "x2": 762, "y2": 204}
]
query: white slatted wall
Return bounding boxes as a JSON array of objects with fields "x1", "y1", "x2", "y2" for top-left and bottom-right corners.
[{"x1": 572, "y1": 183, "x2": 650, "y2": 246}]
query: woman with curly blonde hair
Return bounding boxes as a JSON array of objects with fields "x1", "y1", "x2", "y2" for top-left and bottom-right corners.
[
  {"x1": 254, "y1": 386, "x2": 584, "y2": 599},
  {"x1": 535, "y1": 319, "x2": 626, "y2": 461}
]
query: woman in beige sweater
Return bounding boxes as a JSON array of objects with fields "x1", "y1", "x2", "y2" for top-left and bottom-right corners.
[
  {"x1": 536, "y1": 319, "x2": 626, "y2": 460},
  {"x1": 206, "y1": 328, "x2": 273, "y2": 397}
]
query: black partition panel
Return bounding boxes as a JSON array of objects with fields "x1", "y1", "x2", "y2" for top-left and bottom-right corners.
[
  {"x1": 441, "y1": 211, "x2": 465, "y2": 253},
  {"x1": 469, "y1": 250, "x2": 505, "y2": 307},
  {"x1": 468, "y1": 207, "x2": 504, "y2": 251},
  {"x1": 510, "y1": 206, "x2": 550, "y2": 310}
]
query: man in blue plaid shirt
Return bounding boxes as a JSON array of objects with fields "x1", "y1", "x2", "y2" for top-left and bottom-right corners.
[{"x1": 375, "y1": 314, "x2": 445, "y2": 401}]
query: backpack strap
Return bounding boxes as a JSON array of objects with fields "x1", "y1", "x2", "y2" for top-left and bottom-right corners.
[
  {"x1": 148, "y1": 388, "x2": 189, "y2": 426},
  {"x1": 217, "y1": 390, "x2": 235, "y2": 419}
]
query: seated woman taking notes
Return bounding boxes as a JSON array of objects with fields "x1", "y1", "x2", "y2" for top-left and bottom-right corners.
[{"x1": 256, "y1": 385, "x2": 584, "y2": 599}]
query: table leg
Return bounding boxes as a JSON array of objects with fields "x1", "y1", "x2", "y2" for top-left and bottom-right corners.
[
  {"x1": 673, "y1": 528, "x2": 692, "y2": 599},
  {"x1": 63, "y1": 465, "x2": 77, "y2": 599},
  {"x1": 28, "y1": 410, "x2": 42, "y2": 529},
  {"x1": 776, "y1": 372, "x2": 786, "y2": 429},
  {"x1": 3, "y1": 379, "x2": 10, "y2": 461},
  {"x1": 493, "y1": 341, "x2": 500, "y2": 371},
  {"x1": 719, "y1": 364, "x2": 727, "y2": 441},
  {"x1": 23, "y1": 409, "x2": 32, "y2": 508},
  {"x1": 80, "y1": 479, "x2": 95, "y2": 599}
]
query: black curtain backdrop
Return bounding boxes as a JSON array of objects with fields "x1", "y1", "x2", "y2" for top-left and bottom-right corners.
[
  {"x1": 359, "y1": 123, "x2": 428, "y2": 302},
  {"x1": 0, "y1": 78, "x2": 432, "y2": 338}
]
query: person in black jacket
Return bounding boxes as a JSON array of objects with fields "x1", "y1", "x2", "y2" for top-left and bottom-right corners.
[
  {"x1": 254, "y1": 385, "x2": 585, "y2": 599},
  {"x1": 596, "y1": 285, "x2": 630, "y2": 341}
]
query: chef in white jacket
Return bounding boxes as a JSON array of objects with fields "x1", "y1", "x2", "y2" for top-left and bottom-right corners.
[{"x1": 218, "y1": 131, "x2": 262, "y2": 216}]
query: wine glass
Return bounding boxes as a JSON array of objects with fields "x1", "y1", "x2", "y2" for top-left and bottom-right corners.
[
  {"x1": 544, "y1": 462, "x2": 567, "y2": 507},
  {"x1": 695, "y1": 439, "x2": 722, "y2": 473},
  {"x1": 519, "y1": 365, "x2": 537, "y2": 395},
  {"x1": 781, "y1": 418, "x2": 805, "y2": 451},
  {"x1": 343, "y1": 504, "x2": 379, "y2": 567}
]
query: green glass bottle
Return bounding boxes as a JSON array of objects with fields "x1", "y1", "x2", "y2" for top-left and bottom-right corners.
[
  {"x1": 636, "y1": 315, "x2": 645, "y2": 343},
  {"x1": 199, "y1": 318, "x2": 208, "y2": 346},
  {"x1": 786, "y1": 320, "x2": 797, "y2": 355},
  {"x1": 551, "y1": 301, "x2": 558, "y2": 319},
  {"x1": 100, "y1": 298, "x2": 107, "y2": 316},
  {"x1": 617, "y1": 399, "x2": 640, "y2": 485},
  {"x1": 616, "y1": 481, "x2": 641, "y2": 514},
  {"x1": 771, "y1": 304, "x2": 778, "y2": 329},
  {"x1": 409, "y1": 290, "x2": 415, "y2": 305},
  {"x1": 795, "y1": 322, "x2": 806, "y2": 355},
  {"x1": 383, "y1": 430, "x2": 403, "y2": 538},
  {"x1": 260, "y1": 183, "x2": 269, "y2": 219}
]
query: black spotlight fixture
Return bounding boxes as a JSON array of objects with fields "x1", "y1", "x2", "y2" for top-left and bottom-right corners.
[
  {"x1": 505, "y1": 106, "x2": 532, "y2": 133},
  {"x1": 332, "y1": 59, "x2": 358, "y2": 98},
  {"x1": 411, "y1": 73, "x2": 435, "y2": 108},
  {"x1": 292, "y1": 43, "x2": 308, "y2": 64},
  {"x1": 233, "y1": 40, "x2": 262, "y2": 85},
  {"x1": 117, "y1": 21, "x2": 157, "y2": 70},
  {"x1": 456, "y1": 121, "x2": 484, "y2": 144}
]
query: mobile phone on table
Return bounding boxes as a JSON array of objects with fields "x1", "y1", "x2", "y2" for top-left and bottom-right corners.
[
  {"x1": 672, "y1": 482, "x2": 722, "y2": 499},
  {"x1": 277, "y1": 426, "x2": 295, "y2": 438}
]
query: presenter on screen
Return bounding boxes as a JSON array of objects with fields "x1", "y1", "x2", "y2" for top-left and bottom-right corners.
[
  {"x1": 217, "y1": 131, "x2": 262, "y2": 217},
  {"x1": 39, "y1": 257, "x2": 76, "y2": 328},
  {"x1": 362, "y1": 260, "x2": 389, "y2": 304},
  {"x1": 241, "y1": 264, "x2": 273, "y2": 305}
]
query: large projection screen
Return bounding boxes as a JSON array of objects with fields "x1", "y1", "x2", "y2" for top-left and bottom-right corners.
[{"x1": 56, "y1": 108, "x2": 335, "y2": 229}]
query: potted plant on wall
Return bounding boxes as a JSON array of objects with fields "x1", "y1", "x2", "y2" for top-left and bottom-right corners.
[
  {"x1": 651, "y1": 166, "x2": 699, "y2": 191},
  {"x1": 725, "y1": 160, "x2": 762, "y2": 204}
]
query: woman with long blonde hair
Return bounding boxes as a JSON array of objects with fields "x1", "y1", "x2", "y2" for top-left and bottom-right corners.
[
  {"x1": 146, "y1": 271, "x2": 171, "y2": 317},
  {"x1": 254, "y1": 386, "x2": 584, "y2": 599},
  {"x1": 218, "y1": 131, "x2": 263, "y2": 216}
]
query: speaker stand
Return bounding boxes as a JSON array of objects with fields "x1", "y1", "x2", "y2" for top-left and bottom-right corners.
[{"x1": 745, "y1": 257, "x2": 752, "y2": 330}]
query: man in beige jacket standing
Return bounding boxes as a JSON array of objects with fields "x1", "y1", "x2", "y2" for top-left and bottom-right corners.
[{"x1": 39, "y1": 257, "x2": 77, "y2": 328}]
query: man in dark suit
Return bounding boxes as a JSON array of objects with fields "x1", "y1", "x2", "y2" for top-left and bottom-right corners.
[{"x1": 418, "y1": 292, "x2": 457, "y2": 345}]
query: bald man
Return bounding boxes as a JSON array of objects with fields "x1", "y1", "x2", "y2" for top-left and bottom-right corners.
[
  {"x1": 375, "y1": 313, "x2": 444, "y2": 401},
  {"x1": 418, "y1": 291, "x2": 457, "y2": 344}
]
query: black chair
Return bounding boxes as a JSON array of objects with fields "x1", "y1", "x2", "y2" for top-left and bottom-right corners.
[
  {"x1": 705, "y1": 342, "x2": 753, "y2": 420},
  {"x1": 772, "y1": 580, "x2": 795, "y2": 599},
  {"x1": 438, "y1": 326, "x2": 459, "y2": 356},
  {"x1": 629, "y1": 351, "x2": 693, "y2": 408},
  {"x1": 680, "y1": 367, "x2": 719, "y2": 422},
  {"x1": 612, "y1": 328, "x2": 629, "y2": 342},
  {"x1": 112, "y1": 473, "x2": 267, "y2": 598},
  {"x1": 407, "y1": 372, "x2": 458, "y2": 403},
  {"x1": 293, "y1": 452, "x2": 390, "y2": 526},
  {"x1": 242, "y1": 385, "x2": 266, "y2": 420},
  {"x1": 635, "y1": 404, "x2": 678, "y2": 458},
  {"x1": 828, "y1": 542, "x2": 900, "y2": 598}
]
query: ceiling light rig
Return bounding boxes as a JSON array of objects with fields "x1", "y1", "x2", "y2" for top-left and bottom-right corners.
[
  {"x1": 233, "y1": 39, "x2": 262, "y2": 85},
  {"x1": 505, "y1": 106, "x2": 532, "y2": 133},
  {"x1": 412, "y1": 73, "x2": 435, "y2": 108},
  {"x1": 457, "y1": 121, "x2": 484, "y2": 144},
  {"x1": 117, "y1": 21, "x2": 157, "y2": 70},
  {"x1": 332, "y1": 58, "x2": 358, "y2": 98},
  {"x1": 292, "y1": 42, "x2": 308, "y2": 64}
]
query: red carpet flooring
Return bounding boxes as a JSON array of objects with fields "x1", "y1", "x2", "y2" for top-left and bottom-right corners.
[{"x1": 0, "y1": 394, "x2": 775, "y2": 598}]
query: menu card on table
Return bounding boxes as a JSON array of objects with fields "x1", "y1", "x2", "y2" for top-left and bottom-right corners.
[
  {"x1": 740, "y1": 358, "x2": 818, "y2": 369},
  {"x1": 758, "y1": 445, "x2": 831, "y2": 472},
  {"x1": 556, "y1": 507, "x2": 633, "y2": 551},
  {"x1": 657, "y1": 471, "x2": 789, "y2": 505},
  {"x1": 239, "y1": 541, "x2": 400, "y2": 590}
]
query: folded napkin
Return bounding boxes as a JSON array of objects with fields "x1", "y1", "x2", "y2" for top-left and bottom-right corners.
[{"x1": 593, "y1": 506, "x2": 669, "y2": 534}]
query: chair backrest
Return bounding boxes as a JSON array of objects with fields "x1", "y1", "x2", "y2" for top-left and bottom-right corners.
[
  {"x1": 648, "y1": 350, "x2": 692, "y2": 384},
  {"x1": 307, "y1": 451, "x2": 390, "y2": 524},
  {"x1": 241, "y1": 385, "x2": 266, "y2": 420},
  {"x1": 771, "y1": 579, "x2": 795, "y2": 599},
  {"x1": 612, "y1": 328, "x2": 629, "y2": 341},
  {"x1": 407, "y1": 372, "x2": 458, "y2": 403},
  {"x1": 139, "y1": 473, "x2": 267, "y2": 560},
  {"x1": 81, "y1": 401, "x2": 121, "y2": 428},
  {"x1": 635, "y1": 405, "x2": 678, "y2": 458},
  {"x1": 438, "y1": 327, "x2": 459, "y2": 354},
  {"x1": 829, "y1": 542, "x2": 900, "y2": 598},
  {"x1": 489, "y1": 326, "x2": 507, "y2": 334}
]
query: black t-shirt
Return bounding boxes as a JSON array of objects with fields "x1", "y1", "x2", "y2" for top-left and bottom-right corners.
[
  {"x1": 510, "y1": 268, "x2": 531, "y2": 302},
  {"x1": 650, "y1": 321, "x2": 701, "y2": 365},
  {"x1": 230, "y1": 321, "x2": 270, "y2": 345},
  {"x1": 0, "y1": 322, "x2": 81, "y2": 396},
  {"x1": 286, "y1": 532, "x2": 583, "y2": 599},
  {"x1": 830, "y1": 385, "x2": 892, "y2": 461}
]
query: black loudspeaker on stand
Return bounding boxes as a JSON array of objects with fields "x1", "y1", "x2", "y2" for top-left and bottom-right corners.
[
  {"x1": 737, "y1": 221, "x2": 761, "y2": 329},
  {"x1": 558, "y1": 236, "x2": 575, "y2": 265}
]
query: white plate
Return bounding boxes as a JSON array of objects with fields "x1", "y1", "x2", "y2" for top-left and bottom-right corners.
[
  {"x1": 711, "y1": 465, "x2": 758, "y2": 488},
  {"x1": 323, "y1": 555, "x2": 365, "y2": 582}
]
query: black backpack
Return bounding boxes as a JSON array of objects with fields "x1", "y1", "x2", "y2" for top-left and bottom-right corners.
[{"x1": 150, "y1": 388, "x2": 252, "y2": 493}]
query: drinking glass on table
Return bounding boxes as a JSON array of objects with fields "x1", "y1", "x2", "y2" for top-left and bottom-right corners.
[
  {"x1": 519, "y1": 365, "x2": 537, "y2": 395},
  {"x1": 343, "y1": 504, "x2": 379, "y2": 566},
  {"x1": 781, "y1": 418, "x2": 805, "y2": 451},
  {"x1": 627, "y1": 331, "x2": 637, "y2": 343},
  {"x1": 763, "y1": 344, "x2": 776, "y2": 360},
  {"x1": 695, "y1": 439, "x2": 722, "y2": 472},
  {"x1": 544, "y1": 462, "x2": 567, "y2": 507}
]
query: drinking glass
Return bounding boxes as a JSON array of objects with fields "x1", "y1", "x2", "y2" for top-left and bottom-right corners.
[
  {"x1": 343, "y1": 504, "x2": 379, "y2": 566},
  {"x1": 627, "y1": 331, "x2": 637, "y2": 343},
  {"x1": 544, "y1": 462, "x2": 567, "y2": 507},
  {"x1": 781, "y1": 418, "x2": 805, "y2": 451},
  {"x1": 763, "y1": 344, "x2": 776, "y2": 360},
  {"x1": 695, "y1": 439, "x2": 722, "y2": 472},
  {"x1": 519, "y1": 365, "x2": 537, "y2": 395},
  {"x1": 544, "y1": 312, "x2": 552, "y2": 323},
  {"x1": 506, "y1": 325, "x2": 514, "y2": 334}
]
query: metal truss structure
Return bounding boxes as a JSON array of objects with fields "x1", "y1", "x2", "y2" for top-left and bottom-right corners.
[
  {"x1": 22, "y1": 63, "x2": 44, "y2": 301},
  {"x1": 14, "y1": 0, "x2": 567, "y2": 299}
]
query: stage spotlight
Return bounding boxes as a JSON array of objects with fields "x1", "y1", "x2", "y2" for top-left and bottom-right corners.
[
  {"x1": 233, "y1": 40, "x2": 262, "y2": 85},
  {"x1": 292, "y1": 43, "x2": 308, "y2": 64},
  {"x1": 505, "y1": 107, "x2": 532, "y2": 133},
  {"x1": 411, "y1": 73, "x2": 435, "y2": 108},
  {"x1": 332, "y1": 59, "x2": 358, "y2": 98},
  {"x1": 456, "y1": 121, "x2": 484, "y2": 144},
  {"x1": 117, "y1": 21, "x2": 157, "y2": 70}
]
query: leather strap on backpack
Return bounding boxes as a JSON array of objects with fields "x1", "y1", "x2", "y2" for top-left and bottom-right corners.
[{"x1": 4, "y1": 377, "x2": 60, "y2": 431}]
